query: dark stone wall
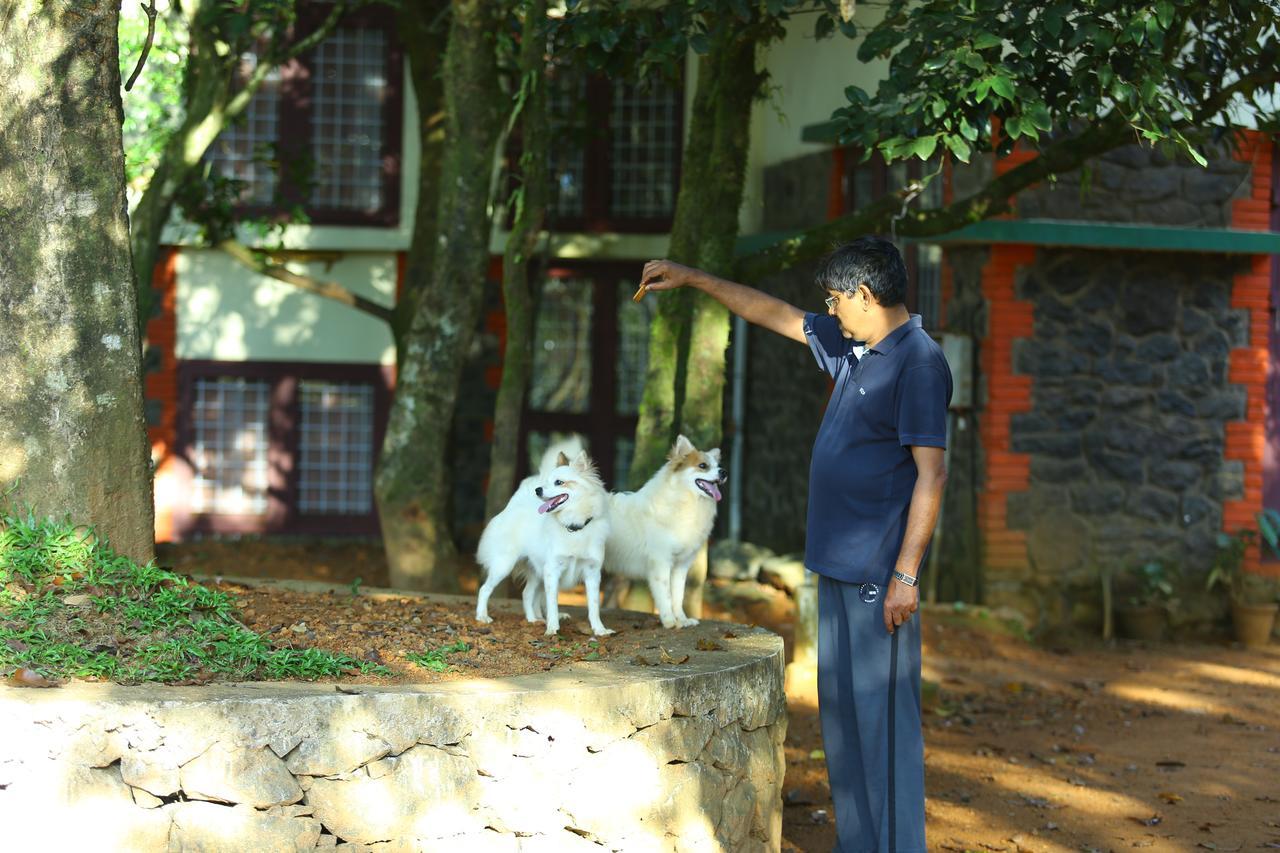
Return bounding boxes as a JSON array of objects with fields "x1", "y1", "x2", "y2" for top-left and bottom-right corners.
[
  {"x1": 1006, "y1": 250, "x2": 1252, "y2": 628},
  {"x1": 737, "y1": 150, "x2": 837, "y2": 553},
  {"x1": 1015, "y1": 143, "x2": 1250, "y2": 226}
]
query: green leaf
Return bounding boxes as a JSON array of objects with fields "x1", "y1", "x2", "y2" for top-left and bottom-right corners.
[
  {"x1": 688, "y1": 33, "x2": 710, "y2": 54},
  {"x1": 972, "y1": 31, "x2": 1002, "y2": 50},
  {"x1": 1027, "y1": 102, "x2": 1052, "y2": 131},
  {"x1": 959, "y1": 116, "x2": 979, "y2": 141},
  {"x1": 974, "y1": 78, "x2": 993, "y2": 102},
  {"x1": 990, "y1": 74, "x2": 1015, "y2": 100},
  {"x1": 1156, "y1": 0, "x2": 1174, "y2": 29},
  {"x1": 944, "y1": 134, "x2": 972, "y2": 163},
  {"x1": 1006, "y1": 116, "x2": 1023, "y2": 138},
  {"x1": 1186, "y1": 146, "x2": 1207, "y2": 167},
  {"x1": 815, "y1": 15, "x2": 835, "y2": 40},
  {"x1": 931, "y1": 98, "x2": 946, "y2": 118},
  {"x1": 911, "y1": 135, "x2": 939, "y2": 160}
]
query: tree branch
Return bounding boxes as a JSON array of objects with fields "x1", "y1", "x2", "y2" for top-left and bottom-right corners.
[
  {"x1": 124, "y1": 0, "x2": 159, "y2": 92},
  {"x1": 217, "y1": 239, "x2": 394, "y2": 324}
]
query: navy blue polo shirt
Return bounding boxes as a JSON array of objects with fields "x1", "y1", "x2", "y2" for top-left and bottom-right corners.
[{"x1": 803, "y1": 312, "x2": 953, "y2": 584}]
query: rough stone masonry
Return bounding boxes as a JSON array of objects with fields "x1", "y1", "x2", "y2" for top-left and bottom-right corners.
[{"x1": 0, "y1": 605, "x2": 787, "y2": 852}]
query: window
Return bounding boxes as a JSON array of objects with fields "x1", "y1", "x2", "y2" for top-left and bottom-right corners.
[
  {"x1": 176, "y1": 363, "x2": 390, "y2": 538},
  {"x1": 298, "y1": 381, "x2": 375, "y2": 514},
  {"x1": 191, "y1": 378, "x2": 271, "y2": 515},
  {"x1": 205, "y1": 7, "x2": 403, "y2": 225},
  {"x1": 840, "y1": 151, "x2": 946, "y2": 329},
  {"x1": 522, "y1": 264, "x2": 656, "y2": 490},
  {"x1": 537, "y1": 71, "x2": 684, "y2": 233}
]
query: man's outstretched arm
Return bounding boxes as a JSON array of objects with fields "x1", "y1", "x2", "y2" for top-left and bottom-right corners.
[{"x1": 639, "y1": 259, "x2": 807, "y2": 344}]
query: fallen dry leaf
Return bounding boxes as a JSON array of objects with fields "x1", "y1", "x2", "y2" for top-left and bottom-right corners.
[
  {"x1": 696, "y1": 638, "x2": 725, "y2": 651},
  {"x1": 6, "y1": 667, "x2": 60, "y2": 688},
  {"x1": 658, "y1": 647, "x2": 689, "y2": 665},
  {"x1": 1159, "y1": 791, "x2": 1184, "y2": 804}
]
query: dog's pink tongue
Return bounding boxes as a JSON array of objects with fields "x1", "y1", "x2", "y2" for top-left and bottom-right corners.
[
  {"x1": 538, "y1": 498, "x2": 556, "y2": 514},
  {"x1": 706, "y1": 481, "x2": 722, "y2": 502}
]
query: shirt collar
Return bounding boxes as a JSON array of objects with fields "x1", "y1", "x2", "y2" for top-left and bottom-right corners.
[{"x1": 865, "y1": 314, "x2": 922, "y2": 356}]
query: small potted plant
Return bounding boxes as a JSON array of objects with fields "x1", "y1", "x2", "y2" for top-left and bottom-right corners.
[
  {"x1": 1207, "y1": 527, "x2": 1279, "y2": 647},
  {"x1": 1115, "y1": 561, "x2": 1174, "y2": 642}
]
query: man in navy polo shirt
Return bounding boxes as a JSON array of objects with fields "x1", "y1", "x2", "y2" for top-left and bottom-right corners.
[{"x1": 639, "y1": 236, "x2": 950, "y2": 852}]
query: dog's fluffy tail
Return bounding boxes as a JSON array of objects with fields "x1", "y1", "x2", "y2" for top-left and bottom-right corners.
[{"x1": 538, "y1": 434, "x2": 586, "y2": 475}]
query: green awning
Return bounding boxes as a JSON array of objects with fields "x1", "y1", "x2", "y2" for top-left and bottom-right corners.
[{"x1": 735, "y1": 219, "x2": 1280, "y2": 257}]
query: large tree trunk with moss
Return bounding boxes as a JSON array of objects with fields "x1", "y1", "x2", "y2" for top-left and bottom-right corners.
[
  {"x1": 628, "y1": 24, "x2": 765, "y2": 615},
  {"x1": 0, "y1": 1, "x2": 155, "y2": 565},
  {"x1": 485, "y1": 0, "x2": 549, "y2": 522},
  {"x1": 375, "y1": 0, "x2": 504, "y2": 592},
  {"x1": 393, "y1": 0, "x2": 451, "y2": 363}
]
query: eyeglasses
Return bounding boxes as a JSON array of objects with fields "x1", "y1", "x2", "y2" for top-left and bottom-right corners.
[{"x1": 824, "y1": 294, "x2": 840, "y2": 311}]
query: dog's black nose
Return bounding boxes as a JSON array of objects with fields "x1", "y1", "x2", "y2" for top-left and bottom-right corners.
[
  {"x1": 535, "y1": 487, "x2": 543, "y2": 498},
  {"x1": 718, "y1": 470, "x2": 728, "y2": 483}
]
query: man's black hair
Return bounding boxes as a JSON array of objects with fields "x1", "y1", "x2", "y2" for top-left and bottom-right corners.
[{"x1": 814, "y1": 236, "x2": 908, "y2": 307}]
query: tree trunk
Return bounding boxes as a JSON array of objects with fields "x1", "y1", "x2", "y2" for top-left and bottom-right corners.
[
  {"x1": 486, "y1": 0, "x2": 549, "y2": 523},
  {"x1": 375, "y1": 0, "x2": 504, "y2": 591},
  {"x1": 394, "y1": 0, "x2": 451, "y2": 363},
  {"x1": 0, "y1": 1, "x2": 155, "y2": 565},
  {"x1": 628, "y1": 24, "x2": 765, "y2": 615}
]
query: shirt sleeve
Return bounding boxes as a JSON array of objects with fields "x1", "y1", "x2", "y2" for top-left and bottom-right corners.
[
  {"x1": 896, "y1": 362, "x2": 952, "y2": 448},
  {"x1": 803, "y1": 312, "x2": 854, "y2": 378}
]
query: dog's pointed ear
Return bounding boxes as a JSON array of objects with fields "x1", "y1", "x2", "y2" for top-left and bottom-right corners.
[
  {"x1": 708, "y1": 448, "x2": 721, "y2": 463},
  {"x1": 572, "y1": 449, "x2": 591, "y2": 471},
  {"x1": 556, "y1": 451, "x2": 570, "y2": 467},
  {"x1": 670, "y1": 434, "x2": 694, "y2": 457}
]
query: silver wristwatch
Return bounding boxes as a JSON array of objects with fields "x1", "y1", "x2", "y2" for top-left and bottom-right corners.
[{"x1": 892, "y1": 570, "x2": 918, "y2": 587}]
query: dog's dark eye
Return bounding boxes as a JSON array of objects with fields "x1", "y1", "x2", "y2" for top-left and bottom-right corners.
[
  {"x1": 698, "y1": 462, "x2": 708, "y2": 470},
  {"x1": 554, "y1": 479, "x2": 563, "y2": 487}
]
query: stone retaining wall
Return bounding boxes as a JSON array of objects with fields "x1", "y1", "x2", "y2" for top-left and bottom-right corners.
[{"x1": 0, "y1": 595, "x2": 787, "y2": 852}]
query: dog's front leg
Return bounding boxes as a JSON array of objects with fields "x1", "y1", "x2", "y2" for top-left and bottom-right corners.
[
  {"x1": 670, "y1": 557, "x2": 699, "y2": 628},
  {"x1": 647, "y1": 560, "x2": 679, "y2": 629},
  {"x1": 583, "y1": 561, "x2": 614, "y2": 637},
  {"x1": 543, "y1": 562, "x2": 564, "y2": 636}
]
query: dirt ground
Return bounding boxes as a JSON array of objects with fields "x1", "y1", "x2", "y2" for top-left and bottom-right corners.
[{"x1": 158, "y1": 540, "x2": 1280, "y2": 852}]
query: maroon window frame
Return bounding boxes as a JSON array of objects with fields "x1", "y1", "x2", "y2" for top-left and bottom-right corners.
[
  {"x1": 171, "y1": 360, "x2": 392, "y2": 539},
  {"x1": 518, "y1": 260, "x2": 647, "y2": 487},
  {"x1": 219, "y1": 4, "x2": 404, "y2": 227},
  {"x1": 509, "y1": 72, "x2": 685, "y2": 235}
]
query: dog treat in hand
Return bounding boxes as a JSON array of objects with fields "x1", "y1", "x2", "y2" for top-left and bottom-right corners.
[{"x1": 632, "y1": 283, "x2": 647, "y2": 303}]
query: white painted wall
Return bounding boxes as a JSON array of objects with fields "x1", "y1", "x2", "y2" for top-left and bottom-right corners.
[
  {"x1": 176, "y1": 249, "x2": 396, "y2": 365},
  {"x1": 739, "y1": 8, "x2": 891, "y2": 234}
]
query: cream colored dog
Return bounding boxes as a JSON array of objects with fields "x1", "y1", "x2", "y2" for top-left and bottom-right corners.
[{"x1": 604, "y1": 435, "x2": 726, "y2": 629}]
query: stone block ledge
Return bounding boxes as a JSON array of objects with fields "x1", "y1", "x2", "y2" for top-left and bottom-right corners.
[{"x1": 0, "y1": 582, "x2": 787, "y2": 852}]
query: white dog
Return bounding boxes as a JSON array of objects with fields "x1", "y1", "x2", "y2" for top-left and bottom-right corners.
[
  {"x1": 474, "y1": 440, "x2": 613, "y2": 636},
  {"x1": 605, "y1": 434, "x2": 726, "y2": 629}
]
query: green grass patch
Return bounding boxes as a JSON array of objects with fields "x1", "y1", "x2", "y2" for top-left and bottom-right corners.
[
  {"x1": 0, "y1": 510, "x2": 390, "y2": 684},
  {"x1": 405, "y1": 640, "x2": 470, "y2": 672}
]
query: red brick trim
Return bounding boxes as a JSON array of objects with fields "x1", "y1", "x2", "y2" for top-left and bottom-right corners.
[
  {"x1": 146, "y1": 248, "x2": 179, "y2": 542},
  {"x1": 979, "y1": 245, "x2": 1036, "y2": 574},
  {"x1": 1225, "y1": 131, "x2": 1275, "y2": 576}
]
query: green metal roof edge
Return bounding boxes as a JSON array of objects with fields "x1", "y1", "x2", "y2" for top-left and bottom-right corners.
[
  {"x1": 924, "y1": 219, "x2": 1280, "y2": 253},
  {"x1": 801, "y1": 119, "x2": 842, "y2": 144},
  {"x1": 734, "y1": 219, "x2": 1280, "y2": 258}
]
